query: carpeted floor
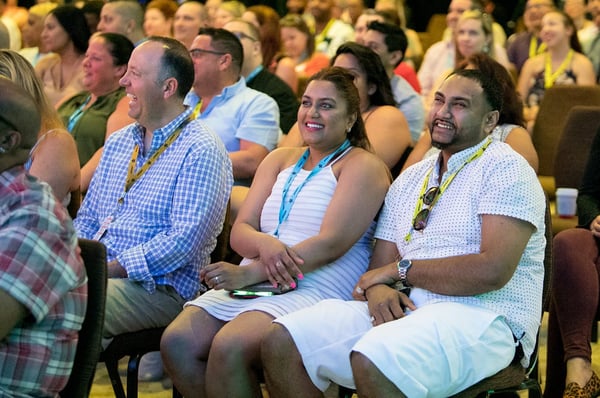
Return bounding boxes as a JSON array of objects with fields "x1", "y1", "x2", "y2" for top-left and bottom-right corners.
[{"x1": 89, "y1": 313, "x2": 600, "y2": 397}]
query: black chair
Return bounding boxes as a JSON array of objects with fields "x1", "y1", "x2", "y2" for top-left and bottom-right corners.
[
  {"x1": 340, "y1": 200, "x2": 553, "y2": 398},
  {"x1": 59, "y1": 239, "x2": 107, "y2": 398},
  {"x1": 98, "y1": 204, "x2": 231, "y2": 398}
]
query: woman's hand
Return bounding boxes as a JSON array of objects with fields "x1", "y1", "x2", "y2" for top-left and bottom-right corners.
[
  {"x1": 590, "y1": 216, "x2": 600, "y2": 237},
  {"x1": 352, "y1": 263, "x2": 397, "y2": 300},
  {"x1": 263, "y1": 245, "x2": 304, "y2": 289},
  {"x1": 365, "y1": 284, "x2": 416, "y2": 326},
  {"x1": 256, "y1": 236, "x2": 304, "y2": 288},
  {"x1": 201, "y1": 262, "x2": 252, "y2": 290}
]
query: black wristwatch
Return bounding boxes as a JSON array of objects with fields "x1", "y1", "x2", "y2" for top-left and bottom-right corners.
[{"x1": 397, "y1": 259, "x2": 413, "y2": 287}]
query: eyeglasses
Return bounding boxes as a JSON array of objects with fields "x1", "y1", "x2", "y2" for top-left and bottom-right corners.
[
  {"x1": 412, "y1": 186, "x2": 440, "y2": 231},
  {"x1": 189, "y1": 48, "x2": 227, "y2": 59},
  {"x1": 230, "y1": 31, "x2": 258, "y2": 42}
]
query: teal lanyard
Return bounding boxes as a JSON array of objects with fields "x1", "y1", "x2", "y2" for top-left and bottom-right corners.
[
  {"x1": 67, "y1": 95, "x2": 91, "y2": 132},
  {"x1": 274, "y1": 139, "x2": 351, "y2": 237},
  {"x1": 246, "y1": 65, "x2": 263, "y2": 84}
]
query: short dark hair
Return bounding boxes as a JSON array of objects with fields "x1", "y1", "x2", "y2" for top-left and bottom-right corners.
[
  {"x1": 448, "y1": 68, "x2": 503, "y2": 114},
  {"x1": 145, "y1": 36, "x2": 194, "y2": 99},
  {"x1": 197, "y1": 27, "x2": 244, "y2": 74},
  {"x1": 332, "y1": 42, "x2": 396, "y2": 107},
  {"x1": 456, "y1": 53, "x2": 524, "y2": 127},
  {"x1": 366, "y1": 20, "x2": 407, "y2": 65},
  {"x1": 94, "y1": 32, "x2": 134, "y2": 67},
  {"x1": 307, "y1": 67, "x2": 371, "y2": 151}
]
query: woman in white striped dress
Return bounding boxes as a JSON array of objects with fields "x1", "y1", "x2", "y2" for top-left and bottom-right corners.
[{"x1": 161, "y1": 67, "x2": 391, "y2": 398}]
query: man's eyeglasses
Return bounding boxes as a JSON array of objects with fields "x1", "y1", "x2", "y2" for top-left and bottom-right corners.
[
  {"x1": 230, "y1": 31, "x2": 258, "y2": 42},
  {"x1": 189, "y1": 48, "x2": 227, "y2": 59},
  {"x1": 413, "y1": 186, "x2": 440, "y2": 231}
]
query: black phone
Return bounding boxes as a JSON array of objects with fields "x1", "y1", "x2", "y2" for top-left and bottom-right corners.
[{"x1": 229, "y1": 279, "x2": 297, "y2": 299}]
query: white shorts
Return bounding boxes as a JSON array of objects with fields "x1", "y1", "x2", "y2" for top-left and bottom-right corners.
[{"x1": 274, "y1": 299, "x2": 516, "y2": 397}]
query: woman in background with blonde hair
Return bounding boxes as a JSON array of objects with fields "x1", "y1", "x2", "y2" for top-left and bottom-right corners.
[
  {"x1": 212, "y1": 0, "x2": 245, "y2": 28},
  {"x1": 18, "y1": 2, "x2": 57, "y2": 66},
  {"x1": 0, "y1": 49, "x2": 80, "y2": 214}
]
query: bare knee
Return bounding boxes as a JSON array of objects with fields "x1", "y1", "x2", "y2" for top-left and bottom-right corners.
[
  {"x1": 161, "y1": 308, "x2": 212, "y2": 366},
  {"x1": 262, "y1": 323, "x2": 295, "y2": 364}
]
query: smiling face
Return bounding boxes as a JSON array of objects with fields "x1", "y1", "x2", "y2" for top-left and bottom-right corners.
[
  {"x1": 281, "y1": 26, "x2": 308, "y2": 59},
  {"x1": 189, "y1": 34, "x2": 226, "y2": 90},
  {"x1": 41, "y1": 13, "x2": 71, "y2": 53},
  {"x1": 524, "y1": 0, "x2": 554, "y2": 31},
  {"x1": 429, "y1": 74, "x2": 492, "y2": 153},
  {"x1": 332, "y1": 53, "x2": 374, "y2": 112},
  {"x1": 119, "y1": 41, "x2": 165, "y2": 125},
  {"x1": 540, "y1": 11, "x2": 573, "y2": 47},
  {"x1": 353, "y1": 13, "x2": 382, "y2": 45},
  {"x1": 298, "y1": 79, "x2": 355, "y2": 151},
  {"x1": 456, "y1": 18, "x2": 489, "y2": 58},
  {"x1": 83, "y1": 36, "x2": 126, "y2": 95}
]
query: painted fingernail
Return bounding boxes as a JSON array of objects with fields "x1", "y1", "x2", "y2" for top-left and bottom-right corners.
[
  {"x1": 290, "y1": 281, "x2": 297, "y2": 289},
  {"x1": 297, "y1": 273, "x2": 304, "y2": 280}
]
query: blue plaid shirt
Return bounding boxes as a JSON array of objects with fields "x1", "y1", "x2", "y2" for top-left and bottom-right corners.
[{"x1": 74, "y1": 108, "x2": 233, "y2": 300}]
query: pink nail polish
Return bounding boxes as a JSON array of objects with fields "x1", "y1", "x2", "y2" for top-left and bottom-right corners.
[
  {"x1": 290, "y1": 281, "x2": 297, "y2": 289},
  {"x1": 297, "y1": 273, "x2": 304, "y2": 280}
]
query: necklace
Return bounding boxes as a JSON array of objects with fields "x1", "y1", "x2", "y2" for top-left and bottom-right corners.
[{"x1": 544, "y1": 49, "x2": 574, "y2": 89}]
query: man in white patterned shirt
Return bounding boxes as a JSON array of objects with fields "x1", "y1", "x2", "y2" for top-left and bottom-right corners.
[
  {"x1": 74, "y1": 36, "x2": 232, "y2": 349},
  {"x1": 262, "y1": 69, "x2": 546, "y2": 397}
]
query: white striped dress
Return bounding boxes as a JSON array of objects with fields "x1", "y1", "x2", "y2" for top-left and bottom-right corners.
[{"x1": 185, "y1": 160, "x2": 376, "y2": 320}]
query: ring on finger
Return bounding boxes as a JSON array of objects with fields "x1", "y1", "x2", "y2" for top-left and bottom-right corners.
[{"x1": 214, "y1": 276, "x2": 219, "y2": 284}]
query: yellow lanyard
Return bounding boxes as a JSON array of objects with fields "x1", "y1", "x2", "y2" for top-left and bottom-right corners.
[
  {"x1": 191, "y1": 100, "x2": 203, "y2": 119},
  {"x1": 404, "y1": 137, "x2": 492, "y2": 242},
  {"x1": 529, "y1": 36, "x2": 547, "y2": 58},
  {"x1": 120, "y1": 118, "x2": 190, "y2": 203},
  {"x1": 544, "y1": 49, "x2": 574, "y2": 89},
  {"x1": 315, "y1": 19, "x2": 335, "y2": 47}
]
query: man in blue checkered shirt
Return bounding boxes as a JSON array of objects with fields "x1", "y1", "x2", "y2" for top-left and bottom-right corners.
[{"x1": 74, "y1": 36, "x2": 233, "y2": 348}]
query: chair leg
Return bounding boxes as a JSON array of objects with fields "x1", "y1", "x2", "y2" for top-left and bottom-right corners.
[
  {"x1": 104, "y1": 357, "x2": 127, "y2": 398},
  {"x1": 173, "y1": 385, "x2": 183, "y2": 398},
  {"x1": 127, "y1": 354, "x2": 142, "y2": 398}
]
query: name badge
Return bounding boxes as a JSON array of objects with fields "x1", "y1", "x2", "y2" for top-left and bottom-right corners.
[{"x1": 92, "y1": 215, "x2": 113, "y2": 241}]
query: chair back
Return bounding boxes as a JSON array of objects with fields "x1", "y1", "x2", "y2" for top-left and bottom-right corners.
[
  {"x1": 60, "y1": 239, "x2": 107, "y2": 398},
  {"x1": 553, "y1": 106, "x2": 600, "y2": 190},
  {"x1": 532, "y1": 86, "x2": 600, "y2": 178},
  {"x1": 210, "y1": 200, "x2": 231, "y2": 263}
]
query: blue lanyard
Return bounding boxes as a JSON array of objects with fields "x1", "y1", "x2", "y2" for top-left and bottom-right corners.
[
  {"x1": 67, "y1": 95, "x2": 91, "y2": 132},
  {"x1": 274, "y1": 139, "x2": 351, "y2": 237},
  {"x1": 246, "y1": 65, "x2": 263, "y2": 84}
]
